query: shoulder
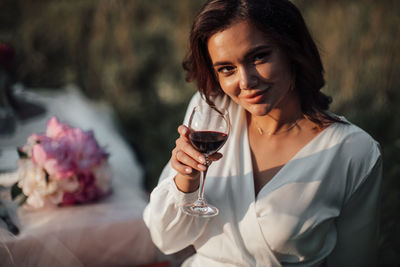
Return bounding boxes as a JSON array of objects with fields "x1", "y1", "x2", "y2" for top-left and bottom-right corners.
[
  {"x1": 187, "y1": 91, "x2": 203, "y2": 107},
  {"x1": 324, "y1": 117, "x2": 383, "y2": 204},
  {"x1": 312, "y1": 117, "x2": 381, "y2": 175},
  {"x1": 329, "y1": 118, "x2": 381, "y2": 157},
  {"x1": 326, "y1": 118, "x2": 382, "y2": 187}
]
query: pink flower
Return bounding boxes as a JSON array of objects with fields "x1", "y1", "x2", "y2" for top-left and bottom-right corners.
[
  {"x1": 45, "y1": 117, "x2": 73, "y2": 139},
  {"x1": 66, "y1": 128, "x2": 108, "y2": 172},
  {"x1": 61, "y1": 172, "x2": 105, "y2": 205},
  {"x1": 31, "y1": 136, "x2": 76, "y2": 179},
  {"x1": 27, "y1": 133, "x2": 45, "y2": 143},
  {"x1": 30, "y1": 117, "x2": 108, "y2": 179},
  {"x1": 16, "y1": 116, "x2": 111, "y2": 208}
]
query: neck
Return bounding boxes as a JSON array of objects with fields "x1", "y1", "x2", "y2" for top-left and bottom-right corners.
[
  {"x1": 248, "y1": 94, "x2": 304, "y2": 136},
  {"x1": 250, "y1": 113, "x2": 303, "y2": 136}
]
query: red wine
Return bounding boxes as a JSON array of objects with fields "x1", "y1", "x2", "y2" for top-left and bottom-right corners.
[{"x1": 189, "y1": 131, "x2": 228, "y2": 155}]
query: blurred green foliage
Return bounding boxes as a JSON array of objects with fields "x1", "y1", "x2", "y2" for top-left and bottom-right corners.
[
  {"x1": 0, "y1": 0, "x2": 398, "y2": 265},
  {"x1": 0, "y1": 0, "x2": 204, "y2": 191},
  {"x1": 296, "y1": 1, "x2": 400, "y2": 265}
]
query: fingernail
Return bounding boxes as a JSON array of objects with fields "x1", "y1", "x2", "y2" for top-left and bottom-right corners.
[
  {"x1": 198, "y1": 156, "x2": 205, "y2": 163},
  {"x1": 182, "y1": 128, "x2": 187, "y2": 135},
  {"x1": 198, "y1": 164, "x2": 206, "y2": 171},
  {"x1": 185, "y1": 167, "x2": 192, "y2": 173}
]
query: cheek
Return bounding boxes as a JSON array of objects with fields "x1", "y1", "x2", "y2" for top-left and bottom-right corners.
[
  {"x1": 258, "y1": 63, "x2": 289, "y2": 82},
  {"x1": 218, "y1": 77, "x2": 240, "y2": 97},
  {"x1": 256, "y1": 64, "x2": 273, "y2": 78},
  {"x1": 272, "y1": 59, "x2": 292, "y2": 82},
  {"x1": 276, "y1": 63, "x2": 292, "y2": 80}
]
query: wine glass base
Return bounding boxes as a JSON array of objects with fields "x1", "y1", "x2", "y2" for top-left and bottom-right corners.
[{"x1": 181, "y1": 203, "x2": 219, "y2": 217}]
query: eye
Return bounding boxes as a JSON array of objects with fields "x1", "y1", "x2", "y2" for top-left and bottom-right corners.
[
  {"x1": 216, "y1": 66, "x2": 235, "y2": 76},
  {"x1": 253, "y1": 51, "x2": 271, "y2": 64}
]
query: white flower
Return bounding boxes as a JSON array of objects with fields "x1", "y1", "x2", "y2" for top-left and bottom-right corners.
[
  {"x1": 58, "y1": 175, "x2": 80, "y2": 193},
  {"x1": 26, "y1": 191, "x2": 45, "y2": 209},
  {"x1": 17, "y1": 159, "x2": 62, "y2": 208}
]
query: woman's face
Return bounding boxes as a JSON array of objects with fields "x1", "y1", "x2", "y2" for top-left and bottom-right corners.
[{"x1": 207, "y1": 20, "x2": 296, "y2": 117}]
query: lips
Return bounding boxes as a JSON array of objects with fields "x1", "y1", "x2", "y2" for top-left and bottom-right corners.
[{"x1": 241, "y1": 87, "x2": 270, "y2": 104}]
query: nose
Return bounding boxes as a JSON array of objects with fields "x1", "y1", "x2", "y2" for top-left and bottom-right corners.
[{"x1": 239, "y1": 66, "x2": 258, "y2": 90}]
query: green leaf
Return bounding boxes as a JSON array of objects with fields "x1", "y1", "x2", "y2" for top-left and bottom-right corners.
[
  {"x1": 11, "y1": 182, "x2": 23, "y2": 200},
  {"x1": 17, "y1": 147, "x2": 28, "y2": 159},
  {"x1": 11, "y1": 183, "x2": 28, "y2": 206},
  {"x1": 45, "y1": 170, "x2": 50, "y2": 184},
  {"x1": 18, "y1": 195, "x2": 28, "y2": 206}
]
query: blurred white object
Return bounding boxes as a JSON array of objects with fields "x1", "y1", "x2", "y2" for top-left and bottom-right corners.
[
  {"x1": 0, "y1": 148, "x2": 19, "y2": 178},
  {"x1": 1, "y1": 84, "x2": 144, "y2": 189},
  {"x1": 0, "y1": 85, "x2": 157, "y2": 266}
]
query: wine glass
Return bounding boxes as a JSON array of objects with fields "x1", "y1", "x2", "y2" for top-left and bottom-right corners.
[{"x1": 181, "y1": 103, "x2": 230, "y2": 217}]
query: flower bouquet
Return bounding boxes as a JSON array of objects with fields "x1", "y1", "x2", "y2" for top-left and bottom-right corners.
[{"x1": 12, "y1": 117, "x2": 112, "y2": 209}]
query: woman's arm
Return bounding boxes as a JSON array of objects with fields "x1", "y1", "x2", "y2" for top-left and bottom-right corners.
[
  {"x1": 143, "y1": 170, "x2": 210, "y2": 254},
  {"x1": 327, "y1": 156, "x2": 382, "y2": 267},
  {"x1": 143, "y1": 92, "x2": 216, "y2": 254}
]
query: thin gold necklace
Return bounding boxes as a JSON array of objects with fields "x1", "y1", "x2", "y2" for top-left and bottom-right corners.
[{"x1": 254, "y1": 118, "x2": 300, "y2": 136}]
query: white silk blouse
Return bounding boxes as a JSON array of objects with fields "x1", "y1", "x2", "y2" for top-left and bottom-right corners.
[{"x1": 143, "y1": 93, "x2": 382, "y2": 267}]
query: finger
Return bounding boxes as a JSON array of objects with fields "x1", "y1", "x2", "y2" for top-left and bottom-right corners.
[
  {"x1": 176, "y1": 138, "x2": 206, "y2": 166},
  {"x1": 208, "y1": 152, "x2": 223, "y2": 162},
  {"x1": 175, "y1": 148, "x2": 207, "y2": 172},
  {"x1": 171, "y1": 152, "x2": 194, "y2": 175},
  {"x1": 177, "y1": 125, "x2": 190, "y2": 140},
  {"x1": 171, "y1": 149, "x2": 205, "y2": 176}
]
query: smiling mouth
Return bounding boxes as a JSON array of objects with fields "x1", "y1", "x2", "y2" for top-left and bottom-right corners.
[{"x1": 242, "y1": 86, "x2": 271, "y2": 104}]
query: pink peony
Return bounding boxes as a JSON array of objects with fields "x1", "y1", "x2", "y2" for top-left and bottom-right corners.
[
  {"x1": 31, "y1": 136, "x2": 76, "y2": 179},
  {"x1": 45, "y1": 117, "x2": 74, "y2": 139},
  {"x1": 61, "y1": 171, "x2": 106, "y2": 205},
  {"x1": 30, "y1": 117, "x2": 108, "y2": 179},
  {"x1": 66, "y1": 128, "x2": 108, "y2": 172},
  {"x1": 16, "y1": 116, "x2": 111, "y2": 208}
]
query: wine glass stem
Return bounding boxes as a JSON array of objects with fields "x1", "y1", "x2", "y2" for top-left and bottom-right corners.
[{"x1": 197, "y1": 155, "x2": 210, "y2": 205}]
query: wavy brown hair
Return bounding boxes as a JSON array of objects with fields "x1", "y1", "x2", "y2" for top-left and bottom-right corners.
[{"x1": 183, "y1": 0, "x2": 342, "y2": 126}]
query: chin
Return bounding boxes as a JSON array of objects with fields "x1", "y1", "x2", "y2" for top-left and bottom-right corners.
[{"x1": 246, "y1": 104, "x2": 271, "y2": 117}]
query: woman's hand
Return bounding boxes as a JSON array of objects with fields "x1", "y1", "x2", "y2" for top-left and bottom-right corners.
[{"x1": 171, "y1": 125, "x2": 222, "y2": 193}]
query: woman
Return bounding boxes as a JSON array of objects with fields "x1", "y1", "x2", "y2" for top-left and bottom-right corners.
[{"x1": 143, "y1": 0, "x2": 382, "y2": 266}]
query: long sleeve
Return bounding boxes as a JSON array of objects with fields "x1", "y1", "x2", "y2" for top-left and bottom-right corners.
[
  {"x1": 327, "y1": 155, "x2": 382, "y2": 267},
  {"x1": 143, "y1": 170, "x2": 211, "y2": 254},
  {"x1": 143, "y1": 92, "x2": 210, "y2": 254}
]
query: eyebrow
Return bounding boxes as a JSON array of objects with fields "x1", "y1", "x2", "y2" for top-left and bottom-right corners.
[{"x1": 212, "y1": 45, "x2": 272, "y2": 67}]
